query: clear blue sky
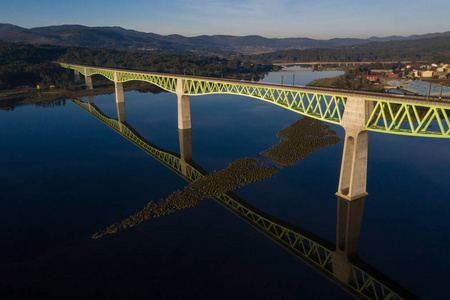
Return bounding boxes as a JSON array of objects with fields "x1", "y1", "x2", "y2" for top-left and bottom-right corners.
[{"x1": 1, "y1": 0, "x2": 449, "y2": 39}]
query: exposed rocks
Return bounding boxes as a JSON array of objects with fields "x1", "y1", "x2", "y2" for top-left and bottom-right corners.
[
  {"x1": 92, "y1": 117, "x2": 340, "y2": 239},
  {"x1": 261, "y1": 117, "x2": 340, "y2": 166}
]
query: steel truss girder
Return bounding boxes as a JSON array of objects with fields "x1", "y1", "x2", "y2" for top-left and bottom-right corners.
[
  {"x1": 365, "y1": 99, "x2": 450, "y2": 138},
  {"x1": 63, "y1": 64, "x2": 450, "y2": 139},
  {"x1": 62, "y1": 64, "x2": 345, "y2": 124},
  {"x1": 183, "y1": 79, "x2": 345, "y2": 124},
  {"x1": 118, "y1": 71, "x2": 177, "y2": 93},
  {"x1": 349, "y1": 265, "x2": 403, "y2": 300},
  {"x1": 61, "y1": 64, "x2": 86, "y2": 76},
  {"x1": 61, "y1": 64, "x2": 178, "y2": 93}
]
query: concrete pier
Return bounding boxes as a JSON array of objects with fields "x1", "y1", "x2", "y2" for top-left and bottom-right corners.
[
  {"x1": 74, "y1": 70, "x2": 81, "y2": 83},
  {"x1": 85, "y1": 75, "x2": 93, "y2": 90},
  {"x1": 87, "y1": 96, "x2": 94, "y2": 113},
  {"x1": 84, "y1": 67, "x2": 93, "y2": 90},
  {"x1": 332, "y1": 195, "x2": 366, "y2": 283},
  {"x1": 335, "y1": 196, "x2": 365, "y2": 257},
  {"x1": 178, "y1": 128, "x2": 193, "y2": 176},
  {"x1": 114, "y1": 72, "x2": 126, "y2": 126},
  {"x1": 177, "y1": 79, "x2": 191, "y2": 130},
  {"x1": 337, "y1": 96, "x2": 371, "y2": 201}
]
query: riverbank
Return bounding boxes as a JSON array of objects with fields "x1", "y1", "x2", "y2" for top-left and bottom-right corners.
[
  {"x1": 0, "y1": 85, "x2": 113, "y2": 111},
  {"x1": 0, "y1": 81, "x2": 163, "y2": 111}
]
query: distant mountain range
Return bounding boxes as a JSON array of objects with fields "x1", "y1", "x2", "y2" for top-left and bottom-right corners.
[{"x1": 1, "y1": 23, "x2": 449, "y2": 55}]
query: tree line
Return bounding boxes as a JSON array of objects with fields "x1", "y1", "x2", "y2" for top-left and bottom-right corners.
[
  {"x1": 0, "y1": 43, "x2": 271, "y2": 90},
  {"x1": 0, "y1": 43, "x2": 75, "y2": 90},
  {"x1": 240, "y1": 36, "x2": 450, "y2": 64}
]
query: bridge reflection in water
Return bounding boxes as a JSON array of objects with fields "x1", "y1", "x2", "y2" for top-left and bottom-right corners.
[
  {"x1": 71, "y1": 93, "x2": 418, "y2": 300},
  {"x1": 63, "y1": 62, "x2": 450, "y2": 203}
]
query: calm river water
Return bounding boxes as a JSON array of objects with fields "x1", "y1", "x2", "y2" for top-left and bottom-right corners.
[{"x1": 1, "y1": 67, "x2": 449, "y2": 299}]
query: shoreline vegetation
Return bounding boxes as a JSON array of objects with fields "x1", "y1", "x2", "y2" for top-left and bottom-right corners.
[
  {"x1": 2, "y1": 36, "x2": 450, "y2": 108},
  {"x1": 0, "y1": 81, "x2": 164, "y2": 111},
  {"x1": 0, "y1": 42, "x2": 272, "y2": 108}
]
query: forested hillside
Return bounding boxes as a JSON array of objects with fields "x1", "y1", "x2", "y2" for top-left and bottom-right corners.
[
  {"x1": 0, "y1": 43, "x2": 73, "y2": 90},
  {"x1": 2, "y1": 23, "x2": 449, "y2": 56},
  {"x1": 0, "y1": 43, "x2": 269, "y2": 90},
  {"x1": 242, "y1": 36, "x2": 450, "y2": 63}
]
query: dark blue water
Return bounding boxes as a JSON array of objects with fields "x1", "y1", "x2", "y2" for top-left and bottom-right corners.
[{"x1": 1, "y1": 71, "x2": 449, "y2": 299}]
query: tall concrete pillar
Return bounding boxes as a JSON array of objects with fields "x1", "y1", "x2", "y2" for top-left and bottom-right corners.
[
  {"x1": 87, "y1": 96, "x2": 94, "y2": 112},
  {"x1": 332, "y1": 195, "x2": 366, "y2": 283},
  {"x1": 177, "y1": 78, "x2": 191, "y2": 130},
  {"x1": 336, "y1": 96, "x2": 371, "y2": 200},
  {"x1": 335, "y1": 196, "x2": 365, "y2": 257},
  {"x1": 74, "y1": 70, "x2": 81, "y2": 83},
  {"x1": 85, "y1": 76, "x2": 93, "y2": 90},
  {"x1": 179, "y1": 128, "x2": 192, "y2": 176},
  {"x1": 114, "y1": 72, "x2": 126, "y2": 125},
  {"x1": 84, "y1": 67, "x2": 93, "y2": 90}
]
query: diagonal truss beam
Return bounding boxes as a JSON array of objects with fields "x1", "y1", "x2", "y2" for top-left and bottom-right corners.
[
  {"x1": 61, "y1": 63, "x2": 450, "y2": 138},
  {"x1": 365, "y1": 99, "x2": 450, "y2": 138}
]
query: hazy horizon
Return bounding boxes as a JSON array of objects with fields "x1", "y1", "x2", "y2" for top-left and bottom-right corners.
[
  {"x1": 2, "y1": 22, "x2": 449, "y2": 41},
  {"x1": 1, "y1": 0, "x2": 449, "y2": 39}
]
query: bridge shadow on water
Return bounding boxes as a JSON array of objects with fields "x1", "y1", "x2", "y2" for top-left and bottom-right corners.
[{"x1": 72, "y1": 95, "x2": 419, "y2": 300}]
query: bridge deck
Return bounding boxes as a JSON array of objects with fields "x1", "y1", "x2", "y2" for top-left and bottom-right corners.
[
  {"x1": 60, "y1": 62, "x2": 450, "y2": 138},
  {"x1": 59, "y1": 61, "x2": 449, "y2": 103}
]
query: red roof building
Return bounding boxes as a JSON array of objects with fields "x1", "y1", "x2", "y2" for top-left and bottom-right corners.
[{"x1": 356, "y1": 75, "x2": 384, "y2": 81}]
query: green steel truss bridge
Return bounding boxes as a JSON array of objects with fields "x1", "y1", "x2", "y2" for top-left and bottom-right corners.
[
  {"x1": 61, "y1": 62, "x2": 450, "y2": 138},
  {"x1": 72, "y1": 98, "x2": 417, "y2": 300}
]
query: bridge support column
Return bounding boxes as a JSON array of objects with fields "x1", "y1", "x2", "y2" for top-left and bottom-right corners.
[
  {"x1": 114, "y1": 72, "x2": 126, "y2": 127},
  {"x1": 336, "y1": 96, "x2": 372, "y2": 201},
  {"x1": 177, "y1": 78, "x2": 191, "y2": 130},
  {"x1": 84, "y1": 67, "x2": 93, "y2": 90},
  {"x1": 332, "y1": 195, "x2": 366, "y2": 283},
  {"x1": 179, "y1": 128, "x2": 192, "y2": 176},
  {"x1": 74, "y1": 70, "x2": 81, "y2": 83},
  {"x1": 85, "y1": 76, "x2": 93, "y2": 89},
  {"x1": 87, "y1": 95, "x2": 94, "y2": 112}
]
